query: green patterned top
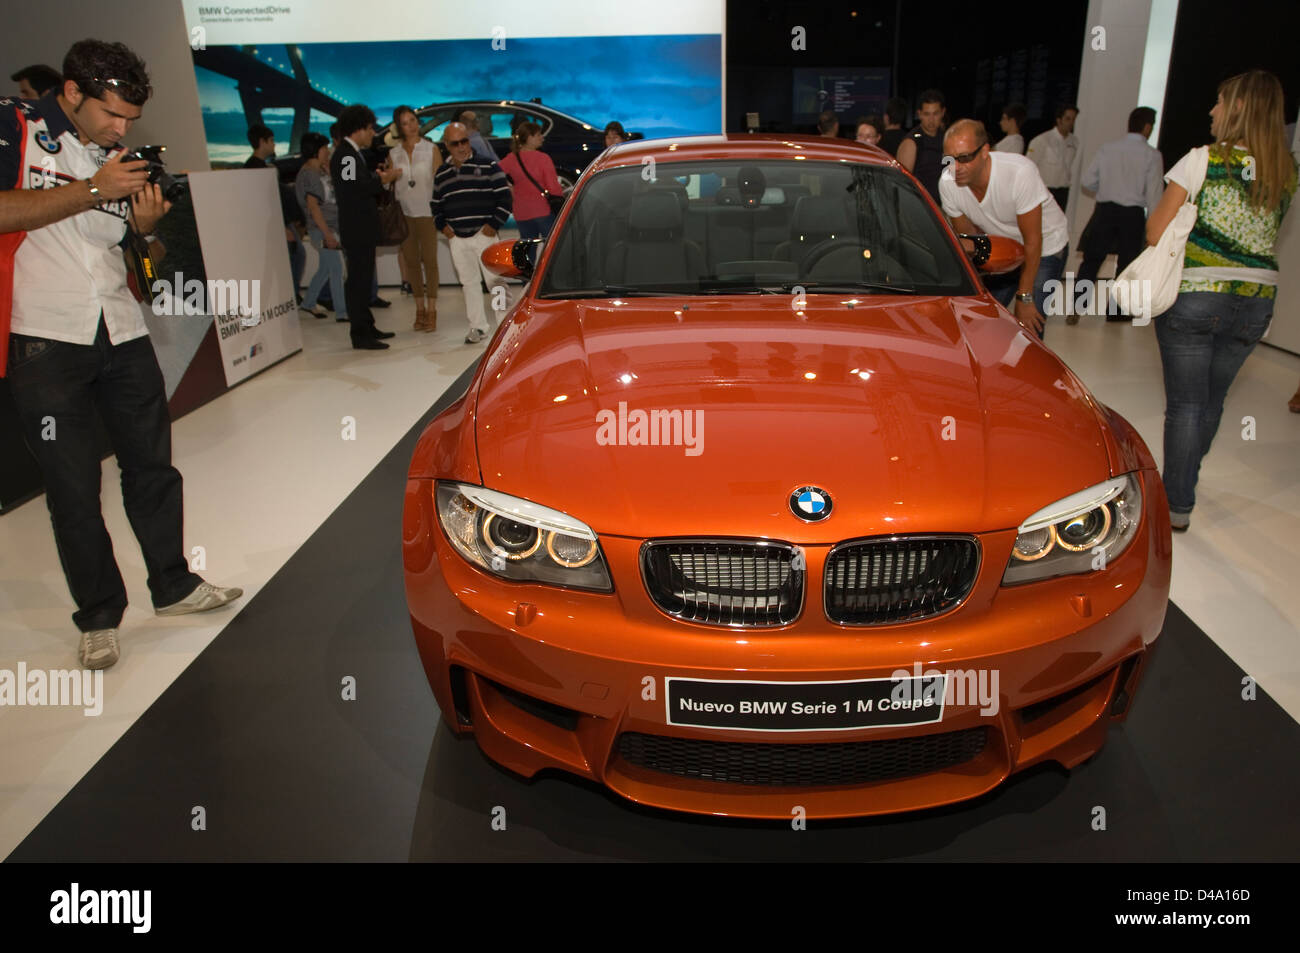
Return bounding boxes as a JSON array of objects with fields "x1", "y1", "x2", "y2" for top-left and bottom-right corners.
[{"x1": 1168, "y1": 145, "x2": 1296, "y2": 298}]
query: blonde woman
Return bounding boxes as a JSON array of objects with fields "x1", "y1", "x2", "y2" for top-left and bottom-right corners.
[
  {"x1": 389, "y1": 105, "x2": 442, "y2": 331},
  {"x1": 1144, "y1": 70, "x2": 1297, "y2": 531}
]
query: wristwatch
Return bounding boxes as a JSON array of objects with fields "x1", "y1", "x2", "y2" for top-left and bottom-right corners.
[
  {"x1": 87, "y1": 176, "x2": 102, "y2": 200},
  {"x1": 1015, "y1": 291, "x2": 1034, "y2": 303}
]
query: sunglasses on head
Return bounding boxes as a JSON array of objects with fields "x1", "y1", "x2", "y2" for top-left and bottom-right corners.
[
  {"x1": 946, "y1": 144, "x2": 986, "y2": 165},
  {"x1": 90, "y1": 77, "x2": 151, "y2": 100},
  {"x1": 446, "y1": 137, "x2": 470, "y2": 147}
]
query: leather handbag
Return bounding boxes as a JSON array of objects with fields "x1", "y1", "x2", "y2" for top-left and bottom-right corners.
[
  {"x1": 515, "y1": 154, "x2": 566, "y2": 215},
  {"x1": 376, "y1": 185, "x2": 409, "y2": 246},
  {"x1": 1109, "y1": 145, "x2": 1209, "y2": 320}
]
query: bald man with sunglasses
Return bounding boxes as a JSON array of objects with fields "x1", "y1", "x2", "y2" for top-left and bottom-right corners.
[{"x1": 938, "y1": 118, "x2": 1069, "y2": 339}]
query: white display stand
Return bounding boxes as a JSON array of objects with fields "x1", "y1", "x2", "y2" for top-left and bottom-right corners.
[{"x1": 187, "y1": 168, "x2": 304, "y2": 386}]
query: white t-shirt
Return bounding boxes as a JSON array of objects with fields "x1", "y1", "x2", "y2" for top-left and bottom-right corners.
[
  {"x1": 994, "y1": 133, "x2": 1024, "y2": 154},
  {"x1": 389, "y1": 138, "x2": 438, "y2": 218},
  {"x1": 1026, "y1": 127, "x2": 1079, "y2": 188},
  {"x1": 939, "y1": 152, "x2": 1069, "y2": 257}
]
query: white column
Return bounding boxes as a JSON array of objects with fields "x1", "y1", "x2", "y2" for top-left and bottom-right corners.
[{"x1": 1069, "y1": 0, "x2": 1176, "y2": 259}]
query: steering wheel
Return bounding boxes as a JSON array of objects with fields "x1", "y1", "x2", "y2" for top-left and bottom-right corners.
[{"x1": 798, "y1": 237, "x2": 876, "y2": 279}]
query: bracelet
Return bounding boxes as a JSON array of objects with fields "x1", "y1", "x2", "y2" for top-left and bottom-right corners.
[{"x1": 1015, "y1": 291, "x2": 1034, "y2": 302}]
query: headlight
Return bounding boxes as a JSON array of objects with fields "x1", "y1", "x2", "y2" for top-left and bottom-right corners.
[
  {"x1": 1002, "y1": 473, "x2": 1143, "y2": 584},
  {"x1": 435, "y1": 482, "x2": 612, "y2": 591}
]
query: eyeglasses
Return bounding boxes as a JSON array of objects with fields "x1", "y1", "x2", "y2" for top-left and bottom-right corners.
[
  {"x1": 90, "y1": 77, "x2": 151, "y2": 100},
  {"x1": 946, "y1": 144, "x2": 986, "y2": 165},
  {"x1": 446, "y1": 138, "x2": 470, "y2": 147}
]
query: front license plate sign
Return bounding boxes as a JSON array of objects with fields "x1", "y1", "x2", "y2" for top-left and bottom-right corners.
[{"x1": 665, "y1": 676, "x2": 947, "y2": 732}]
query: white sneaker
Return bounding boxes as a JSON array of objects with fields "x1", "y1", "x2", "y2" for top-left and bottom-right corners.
[
  {"x1": 156, "y1": 581, "x2": 244, "y2": 616},
  {"x1": 79, "y1": 628, "x2": 120, "y2": 670},
  {"x1": 465, "y1": 327, "x2": 487, "y2": 344}
]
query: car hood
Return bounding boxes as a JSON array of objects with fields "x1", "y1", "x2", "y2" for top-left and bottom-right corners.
[{"x1": 473, "y1": 296, "x2": 1112, "y2": 542}]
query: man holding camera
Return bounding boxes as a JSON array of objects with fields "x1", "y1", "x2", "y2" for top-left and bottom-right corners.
[{"x1": 0, "y1": 39, "x2": 242, "y2": 671}]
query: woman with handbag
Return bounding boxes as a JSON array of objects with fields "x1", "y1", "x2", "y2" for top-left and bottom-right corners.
[
  {"x1": 499, "y1": 121, "x2": 565, "y2": 240},
  {"x1": 1143, "y1": 70, "x2": 1296, "y2": 531},
  {"x1": 389, "y1": 105, "x2": 442, "y2": 331}
]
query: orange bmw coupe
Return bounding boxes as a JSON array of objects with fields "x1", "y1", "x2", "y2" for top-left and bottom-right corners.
[{"x1": 402, "y1": 135, "x2": 1172, "y2": 820}]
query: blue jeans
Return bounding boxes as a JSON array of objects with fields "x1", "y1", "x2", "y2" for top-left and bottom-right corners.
[
  {"x1": 1154, "y1": 291, "x2": 1274, "y2": 514},
  {"x1": 517, "y1": 215, "x2": 554, "y2": 240},
  {"x1": 987, "y1": 246, "x2": 1068, "y2": 340},
  {"x1": 304, "y1": 230, "x2": 347, "y2": 318},
  {"x1": 288, "y1": 234, "x2": 305, "y2": 296}
]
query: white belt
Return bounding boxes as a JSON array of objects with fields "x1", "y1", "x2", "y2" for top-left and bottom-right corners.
[{"x1": 1182, "y1": 266, "x2": 1279, "y2": 285}]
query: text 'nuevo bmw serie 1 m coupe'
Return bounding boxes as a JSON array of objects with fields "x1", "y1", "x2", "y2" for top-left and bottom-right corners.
[{"x1": 402, "y1": 134, "x2": 1172, "y2": 820}]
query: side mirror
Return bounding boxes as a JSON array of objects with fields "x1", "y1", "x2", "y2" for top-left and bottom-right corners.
[
  {"x1": 959, "y1": 233, "x2": 1025, "y2": 274},
  {"x1": 480, "y1": 238, "x2": 542, "y2": 279}
]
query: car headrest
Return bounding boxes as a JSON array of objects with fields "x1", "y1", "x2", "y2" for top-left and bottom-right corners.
[
  {"x1": 737, "y1": 165, "x2": 766, "y2": 207},
  {"x1": 628, "y1": 190, "x2": 684, "y2": 230},
  {"x1": 790, "y1": 196, "x2": 850, "y2": 236}
]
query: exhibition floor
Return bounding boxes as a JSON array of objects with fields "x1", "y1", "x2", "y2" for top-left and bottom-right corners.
[{"x1": 2, "y1": 294, "x2": 1299, "y2": 860}]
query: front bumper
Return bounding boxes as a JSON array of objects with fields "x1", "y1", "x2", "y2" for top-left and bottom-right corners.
[{"x1": 402, "y1": 470, "x2": 1171, "y2": 820}]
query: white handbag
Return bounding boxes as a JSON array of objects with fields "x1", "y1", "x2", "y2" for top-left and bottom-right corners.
[{"x1": 1109, "y1": 145, "x2": 1209, "y2": 320}]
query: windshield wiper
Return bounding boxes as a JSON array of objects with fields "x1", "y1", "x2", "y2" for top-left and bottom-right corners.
[
  {"x1": 776, "y1": 281, "x2": 917, "y2": 295},
  {"x1": 541, "y1": 286, "x2": 676, "y2": 299}
]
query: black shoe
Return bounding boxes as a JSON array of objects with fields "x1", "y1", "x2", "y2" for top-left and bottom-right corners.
[
  {"x1": 352, "y1": 338, "x2": 389, "y2": 350},
  {"x1": 400, "y1": 282, "x2": 413, "y2": 295},
  {"x1": 370, "y1": 296, "x2": 392, "y2": 308},
  {"x1": 373, "y1": 329, "x2": 395, "y2": 339}
]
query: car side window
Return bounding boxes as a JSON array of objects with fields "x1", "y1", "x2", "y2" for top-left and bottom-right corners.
[
  {"x1": 420, "y1": 109, "x2": 458, "y2": 142},
  {"x1": 479, "y1": 112, "x2": 517, "y2": 141}
]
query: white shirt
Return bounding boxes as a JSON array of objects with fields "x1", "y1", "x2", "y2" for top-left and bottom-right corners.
[
  {"x1": 4, "y1": 94, "x2": 145, "y2": 345},
  {"x1": 389, "y1": 139, "x2": 437, "y2": 218},
  {"x1": 939, "y1": 152, "x2": 1070, "y2": 256},
  {"x1": 1026, "y1": 127, "x2": 1079, "y2": 189},
  {"x1": 994, "y1": 133, "x2": 1024, "y2": 155},
  {"x1": 1081, "y1": 132, "x2": 1164, "y2": 212}
]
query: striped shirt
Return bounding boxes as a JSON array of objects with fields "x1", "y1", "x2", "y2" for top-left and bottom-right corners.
[{"x1": 432, "y1": 155, "x2": 512, "y2": 236}]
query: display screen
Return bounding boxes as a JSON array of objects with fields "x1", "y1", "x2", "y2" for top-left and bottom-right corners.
[
  {"x1": 181, "y1": 0, "x2": 724, "y2": 165},
  {"x1": 792, "y1": 67, "x2": 891, "y2": 126}
]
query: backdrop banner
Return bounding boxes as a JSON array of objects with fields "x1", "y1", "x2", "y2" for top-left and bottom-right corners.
[{"x1": 186, "y1": 168, "x2": 302, "y2": 387}]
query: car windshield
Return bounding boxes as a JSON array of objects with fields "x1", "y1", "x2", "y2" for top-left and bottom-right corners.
[{"x1": 538, "y1": 159, "x2": 975, "y2": 298}]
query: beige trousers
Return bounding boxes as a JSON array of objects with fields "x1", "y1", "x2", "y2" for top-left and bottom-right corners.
[{"x1": 400, "y1": 216, "x2": 440, "y2": 299}]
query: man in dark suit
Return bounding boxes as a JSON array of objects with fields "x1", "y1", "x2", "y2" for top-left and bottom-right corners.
[{"x1": 329, "y1": 104, "x2": 401, "y2": 349}]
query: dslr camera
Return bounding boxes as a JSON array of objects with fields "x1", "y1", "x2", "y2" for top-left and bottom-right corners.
[{"x1": 120, "y1": 144, "x2": 186, "y2": 203}]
